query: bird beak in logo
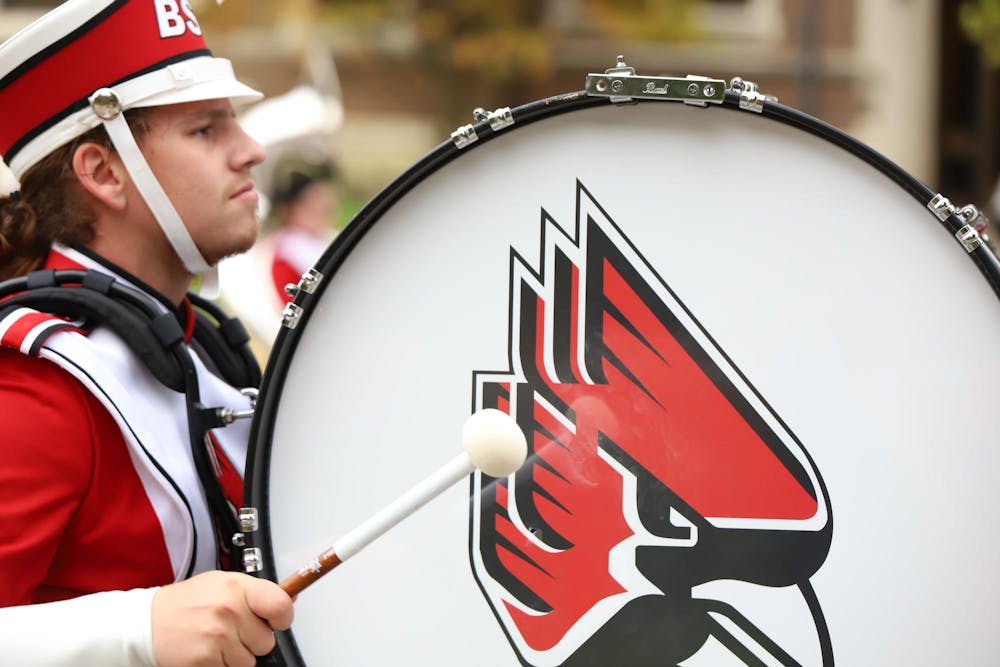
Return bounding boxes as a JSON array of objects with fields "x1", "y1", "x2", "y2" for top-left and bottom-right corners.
[{"x1": 469, "y1": 182, "x2": 833, "y2": 667}]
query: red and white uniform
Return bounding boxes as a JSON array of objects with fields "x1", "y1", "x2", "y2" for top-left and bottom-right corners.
[
  {"x1": 0, "y1": 245, "x2": 252, "y2": 607},
  {"x1": 270, "y1": 226, "x2": 333, "y2": 305}
]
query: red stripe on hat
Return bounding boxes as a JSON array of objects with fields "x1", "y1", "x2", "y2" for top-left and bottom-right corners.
[{"x1": 0, "y1": 0, "x2": 210, "y2": 160}]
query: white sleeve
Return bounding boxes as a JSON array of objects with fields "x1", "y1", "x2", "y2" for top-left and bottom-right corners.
[{"x1": 0, "y1": 587, "x2": 158, "y2": 667}]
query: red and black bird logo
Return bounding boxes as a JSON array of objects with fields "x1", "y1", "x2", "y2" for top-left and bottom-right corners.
[{"x1": 470, "y1": 183, "x2": 834, "y2": 666}]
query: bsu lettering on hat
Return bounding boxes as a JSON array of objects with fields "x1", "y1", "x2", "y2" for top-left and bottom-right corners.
[
  {"x1": 0, "y1": 0, "x2": 261, "y2": 180},
  {"x1": 155, "y1": 0, "x2": 203, "y2": 39}
]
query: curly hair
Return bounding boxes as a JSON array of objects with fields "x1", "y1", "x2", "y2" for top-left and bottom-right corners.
[{"x1": 0, "y1": 111, "x2": 149, "y2": 281}]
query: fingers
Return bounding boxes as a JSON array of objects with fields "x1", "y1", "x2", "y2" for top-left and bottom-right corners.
[
  {"x1": 234, "y1": 578, "x2": 294, "y2": 658},
  {"x1": 152, "y1": 571, "x2": 294, "y2": 667},
  {"x1": 243, "y1": 574, "x2": 295, "y2": 631},
  {"x1": 221, "y1": 642, "x2": 257, "y2": 667},
  {"x1": 233, "y1": 610, "x2": 278, "y2": 658}
]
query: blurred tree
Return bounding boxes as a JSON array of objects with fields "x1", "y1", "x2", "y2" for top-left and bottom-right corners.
[
  {"x1": 960, "y1": 0, "x2": 1000, "y2": 66},
  {"x1": 314, "y1": 0, "x2": 698, "y2": 74},
  {"x1": 312, "y1": 0, "x2": 699, "y2": 123}
]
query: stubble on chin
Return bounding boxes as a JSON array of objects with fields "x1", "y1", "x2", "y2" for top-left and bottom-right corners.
[
  {"x1": 219, "y1": 229, "x2": 258, "y2": 264},
  {"x1": 205, "y1": 216, "x2": 259, "y2": 265}
]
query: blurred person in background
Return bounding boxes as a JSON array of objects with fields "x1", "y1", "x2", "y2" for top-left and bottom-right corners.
[
  {"x1": 266, "y1": 158, "x2": 339, "y2": 306},
  {"x1": 219, "y1": 85, "x2": 343, "y2": 350}
]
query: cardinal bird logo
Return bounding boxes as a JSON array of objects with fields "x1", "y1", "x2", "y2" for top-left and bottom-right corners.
[{"x1": 469, "y1": 183, "x2": 834, "y2": 666}]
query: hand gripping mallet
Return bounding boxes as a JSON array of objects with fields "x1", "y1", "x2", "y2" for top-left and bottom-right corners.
[{"x1": 279, "y1": 408, "x2": 528, "y2": 597}]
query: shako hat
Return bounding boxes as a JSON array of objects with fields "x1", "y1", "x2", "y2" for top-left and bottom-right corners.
[
  {"x1": 0, "y1": 0, "x2": 261, "y2": 178},
  {"x1": 0, "y1": 0, "x2": 264, "y2": 292}
]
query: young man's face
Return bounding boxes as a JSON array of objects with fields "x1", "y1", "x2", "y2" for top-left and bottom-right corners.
[{"x1": 139, "y1": 98, "x2": 266, "y2": 265}]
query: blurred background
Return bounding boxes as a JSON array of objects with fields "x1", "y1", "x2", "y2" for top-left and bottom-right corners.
[
  {"x1": 3, "y1": 0, "x2": 997, "y2": 218},
  {"x1": 2, "y1": 0, "x2": 999, "y2": 348},
  {"x1": 204, "y1": 0, "x2": 1000, "y2": 220}
]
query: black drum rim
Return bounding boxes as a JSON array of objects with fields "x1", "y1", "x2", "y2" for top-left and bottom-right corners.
[{"x1": 243, "y1": 89, "x2": 1000, "y2": 666}]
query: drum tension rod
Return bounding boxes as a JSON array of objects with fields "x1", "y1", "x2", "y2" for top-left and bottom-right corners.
[
  {"x1": 233, "y1": 507, "x2": 259, "y2": 560},
  {"x1": 728, "y1": 76, "x2": 776, "y2": 113},
  {"x1": 284, "y1": 267, "x2": 324, "y2": 301},
  {"x1": 451, "y1": 106, "x2": 514, "y2": 149},
  {"x1": 928, "y1": 194, "x2": 992, "y2": 253}
]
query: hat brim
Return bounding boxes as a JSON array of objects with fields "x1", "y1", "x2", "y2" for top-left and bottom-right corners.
[{"x1": 133, "y1": 78, "x2": 263, "y2": 110}]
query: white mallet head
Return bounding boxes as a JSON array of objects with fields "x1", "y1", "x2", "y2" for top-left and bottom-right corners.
[{"x1": 462, "y1": 408, "x2": 528, "y2": 478}]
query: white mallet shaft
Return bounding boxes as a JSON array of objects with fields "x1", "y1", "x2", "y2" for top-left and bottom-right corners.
[{"x1": 279, "y1": 409, "x2": 527, "y2": 597}]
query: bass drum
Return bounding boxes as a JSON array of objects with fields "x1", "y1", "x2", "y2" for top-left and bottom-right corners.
[{"x1": 246, "y1": 82, "x2": 1000, "y2": 666}]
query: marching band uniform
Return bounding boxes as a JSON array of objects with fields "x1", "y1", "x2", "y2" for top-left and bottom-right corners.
[
  {"x1": 0, "y1": 245, "x2": 252, "y2": 605},
  {"x1": 0, "y1": 245, "x2": 253, "y2": 664},
  {"x1": 0, "y1": 0, "x2": 304, "y2": 660},
  {"x1": 270, "y1": 224, "x2": 334, "y2": 305}
]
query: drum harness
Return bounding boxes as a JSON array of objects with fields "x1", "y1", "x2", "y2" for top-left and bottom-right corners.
[{"x1": 0, "y1": 267, "x2": 261, "y2": 573}]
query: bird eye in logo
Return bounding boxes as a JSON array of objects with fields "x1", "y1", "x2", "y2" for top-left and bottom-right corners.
[{"x1": 469, "y1": 182, "x2": 834, "y2": 666}]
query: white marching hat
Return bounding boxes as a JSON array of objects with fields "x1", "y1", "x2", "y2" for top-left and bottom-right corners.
[{"x1": 0, "y1": 0, "x2": 263, "y2": 291}]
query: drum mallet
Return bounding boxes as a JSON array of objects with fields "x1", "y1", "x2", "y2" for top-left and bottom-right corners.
[{"x1": 279, "y1": 408, "x2": 528, "y2": 597}]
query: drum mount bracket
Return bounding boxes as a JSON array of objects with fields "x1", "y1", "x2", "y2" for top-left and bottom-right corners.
[{"x1": 585, "y1": 55, "x2": 726, "y2": 106}]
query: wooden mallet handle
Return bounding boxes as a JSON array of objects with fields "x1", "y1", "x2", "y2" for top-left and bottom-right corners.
[{"x1": 280, "y1": 548, "x2": 342, "y2": 597}]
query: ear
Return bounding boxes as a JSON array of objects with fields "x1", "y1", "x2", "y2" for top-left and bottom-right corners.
[{"x1": 72, "y1": 141, "x2": 128, "y2": 211}]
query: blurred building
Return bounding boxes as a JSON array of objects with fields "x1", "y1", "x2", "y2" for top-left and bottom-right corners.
[{"x1": 1, "y1": 0, "x2": 997, "y2": 213}]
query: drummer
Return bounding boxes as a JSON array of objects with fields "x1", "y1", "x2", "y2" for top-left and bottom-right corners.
[{"x1": 0, "y1": 2, "x2": 293, "y2": 665}]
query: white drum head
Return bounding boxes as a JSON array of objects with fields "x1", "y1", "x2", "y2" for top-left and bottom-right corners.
[{"x1": 250, "y1": 99, "x2": 1000, "y2": 666}]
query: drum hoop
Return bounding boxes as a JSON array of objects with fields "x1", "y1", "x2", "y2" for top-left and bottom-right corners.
[{"x1": 244, "y1": 89, "x2": 1000, "y2": 666}]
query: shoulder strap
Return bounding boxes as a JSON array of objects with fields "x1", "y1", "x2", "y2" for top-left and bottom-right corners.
[
  {"x1": 0, "y1": 270, "x2": 262, "y2": 392},
  {"x1": 0, "y1": 285, "x2": 186, "y2": 391},
  {"x1": 0, "y1": 305, "x2": 83, "y2": 357},
  {"x1": 188, "y1": 292, "x2": 262, "y2": 389}
]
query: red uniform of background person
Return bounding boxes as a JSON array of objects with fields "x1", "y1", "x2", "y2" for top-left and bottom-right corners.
[
  {"x1": 0, "y1": 1, "x2": 294, "y2": 665},
  {"x1": 268, "y1": 166, "x2": 339, "y2": 307},
  {"x1": 218, "y1": 84, "x2": 343, "y2": 349}
]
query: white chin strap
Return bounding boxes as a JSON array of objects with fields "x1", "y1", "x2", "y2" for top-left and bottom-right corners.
[{"x1": 93, "y1": 90, "x2": 220, "y2": 298}]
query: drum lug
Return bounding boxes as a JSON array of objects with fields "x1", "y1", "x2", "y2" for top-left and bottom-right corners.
[
  {"x1": 474, "y1": 106, "x2": 514, "y2": 132},
  {"x1": 281, "y1": 302, "x2": 304, "y2": 329},
  {"x1": 230, "y1": 508, "x2": 258, "y2": 545},
  {"x1": 928, "y1": 193, "x2": 956, "y2": 221},
  {"x1": 585, "y1": 55, "x2": 725, "y2": 105},
  {"x1": 956, "y1": 224, "x2": 984, "y2": 252},
  {"x1": 242, "y1": 547, "x2": 263, "y2": 573},
  {"x1": 234, "y1": 508, "x2": 262, "y2": 572},
  {"x1": 452, "y1": 107, "x2": 515, "y2": 149},
  {"x1": 956, "y1": 204, "x2": 990, "y2": 251},
  {"x1": 957, "y1": 203, "x2": 990, "y2": 235},
  {"x1": 728, "y1": 76, "x2": 772, "y2": 113},
  {"x1": 239, "y1": 507, "x2": 259, "y2": 533},
  {"x1": 928, "y1": 195, "x2": 991, "y2": 252},
  {"x1": 451, "y1": 123, "x2": 478, "y2": 149},
  {"x1": 284, "y1": 267, "x2": 324, "y2": 300}
]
